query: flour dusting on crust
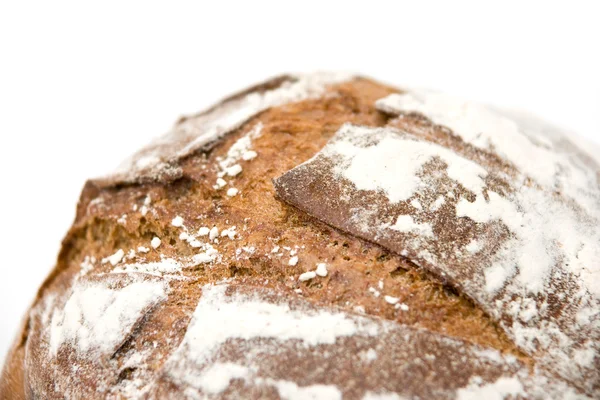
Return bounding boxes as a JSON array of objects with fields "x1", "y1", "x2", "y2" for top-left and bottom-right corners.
[
  {"x1": 376, "y1": 91, "x2": 600, "y2": 215},
  {"x1": 275, "y1": 100, "x2": 600, "y2": 395},
  {"x1": 12, "y1": 76, "x2": 599, "y2": 399},
  {"x1": 49, "y1": 277, "x2": 167, "y2": 356},
  {"x1": 154, "y1": 284, "x2": 576, "y2": 399},
  {"x1": 101, "y1": 72, "x2": 353, "y2": 185},
  {"x1": 165, "y1": 283, "x2": 379, "y2": 390}
]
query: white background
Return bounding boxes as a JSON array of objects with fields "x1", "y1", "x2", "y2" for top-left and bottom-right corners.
[{"x1": 0, "y1": 1, "x2": 598, "y2": 365}]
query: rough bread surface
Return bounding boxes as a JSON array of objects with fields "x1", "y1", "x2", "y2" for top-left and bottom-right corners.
[{"x1": 1, "y1": 73, "x2": 598, "y2": 399}]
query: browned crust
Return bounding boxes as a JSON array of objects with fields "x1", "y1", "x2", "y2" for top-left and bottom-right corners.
[
  {"x1": 1, "y1": 77, "x2": 532, "y2": 398},
  {"x1": 0, "y1": 315, "x2": 28, "y2": 399}
]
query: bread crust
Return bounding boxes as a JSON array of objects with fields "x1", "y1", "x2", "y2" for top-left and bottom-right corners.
[{"x1": 1, "y1": 74, "x2": 597, "y2": 399}]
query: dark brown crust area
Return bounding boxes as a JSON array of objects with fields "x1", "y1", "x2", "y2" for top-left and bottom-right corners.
[
  {"x1": 0, "y1": 319, "x2": 27, "y2": 400},
  {"x1": 1, "y1": 78, "x2": 528, "y2": 398}
]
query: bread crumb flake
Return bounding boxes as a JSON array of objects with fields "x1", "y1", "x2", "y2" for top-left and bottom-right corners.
[
  {"x1": 315, "y1": 263, "x2": 328, "y2": 277},
  {"x1": 225, "y1": 164, "x2": 242, "y2": 177},
  {"x1": 242, "y1": 150, "x2": 257, "y2": 160},
  {"x1": 299, "y1": 271, "x2": 316, "y2": 282},
  {"x1": 172, "y1": 216, "x2": 184, "y2": 227},
  {"x1": 102, "y1": 249, "x2": 125, "y2": 266},
  {"x1": 214, "y1": 178, "x2": 227, "y2": 189}
]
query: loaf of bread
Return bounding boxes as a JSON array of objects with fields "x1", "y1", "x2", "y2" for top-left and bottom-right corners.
[{"x1": 1, "y1": 73, "x2": 598, "y2": 399}]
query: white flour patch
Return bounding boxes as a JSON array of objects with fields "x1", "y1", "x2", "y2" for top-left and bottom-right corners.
[
  {"x1": 49, "y1": 280, "x2": 166, "y2": 356},
  {"x1": 259, "y1": 379, "x2": 342, "y2": 400},
  {"x1": 362, "y1": 392, "x2": 407, "y2": 400},
  {"x1": 326, "y1": 125, "x2": 487, "y2": 203},
  {"x1": 389, "y1": 215, "x2": 434, "y2": 237},
  {"x1": 112, "y1": 258, "x2": 183, "y2": 277},
  {"x1": 166, "y1": 284, "x2": 378, "y2": 388},
  {"x1": 456, "y1": 376, "x2": 524, "y2": 400},
  {"x1": 195, "y1": 362, "x2": 252, "y2": 395}
]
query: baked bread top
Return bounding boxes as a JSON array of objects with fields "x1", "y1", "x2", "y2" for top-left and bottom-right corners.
[{"x1": 1, "y1": 73, "x2": 598, "y2": 399}]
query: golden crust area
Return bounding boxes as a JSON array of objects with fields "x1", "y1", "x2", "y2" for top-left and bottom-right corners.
[{"x1": 3, "y1": 78, "x2": 530, "y2": 398}]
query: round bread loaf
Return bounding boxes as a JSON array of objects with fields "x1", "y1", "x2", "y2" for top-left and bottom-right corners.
[{"x1": 1, "y1": 73, "x2": 599, "y2": 399}]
